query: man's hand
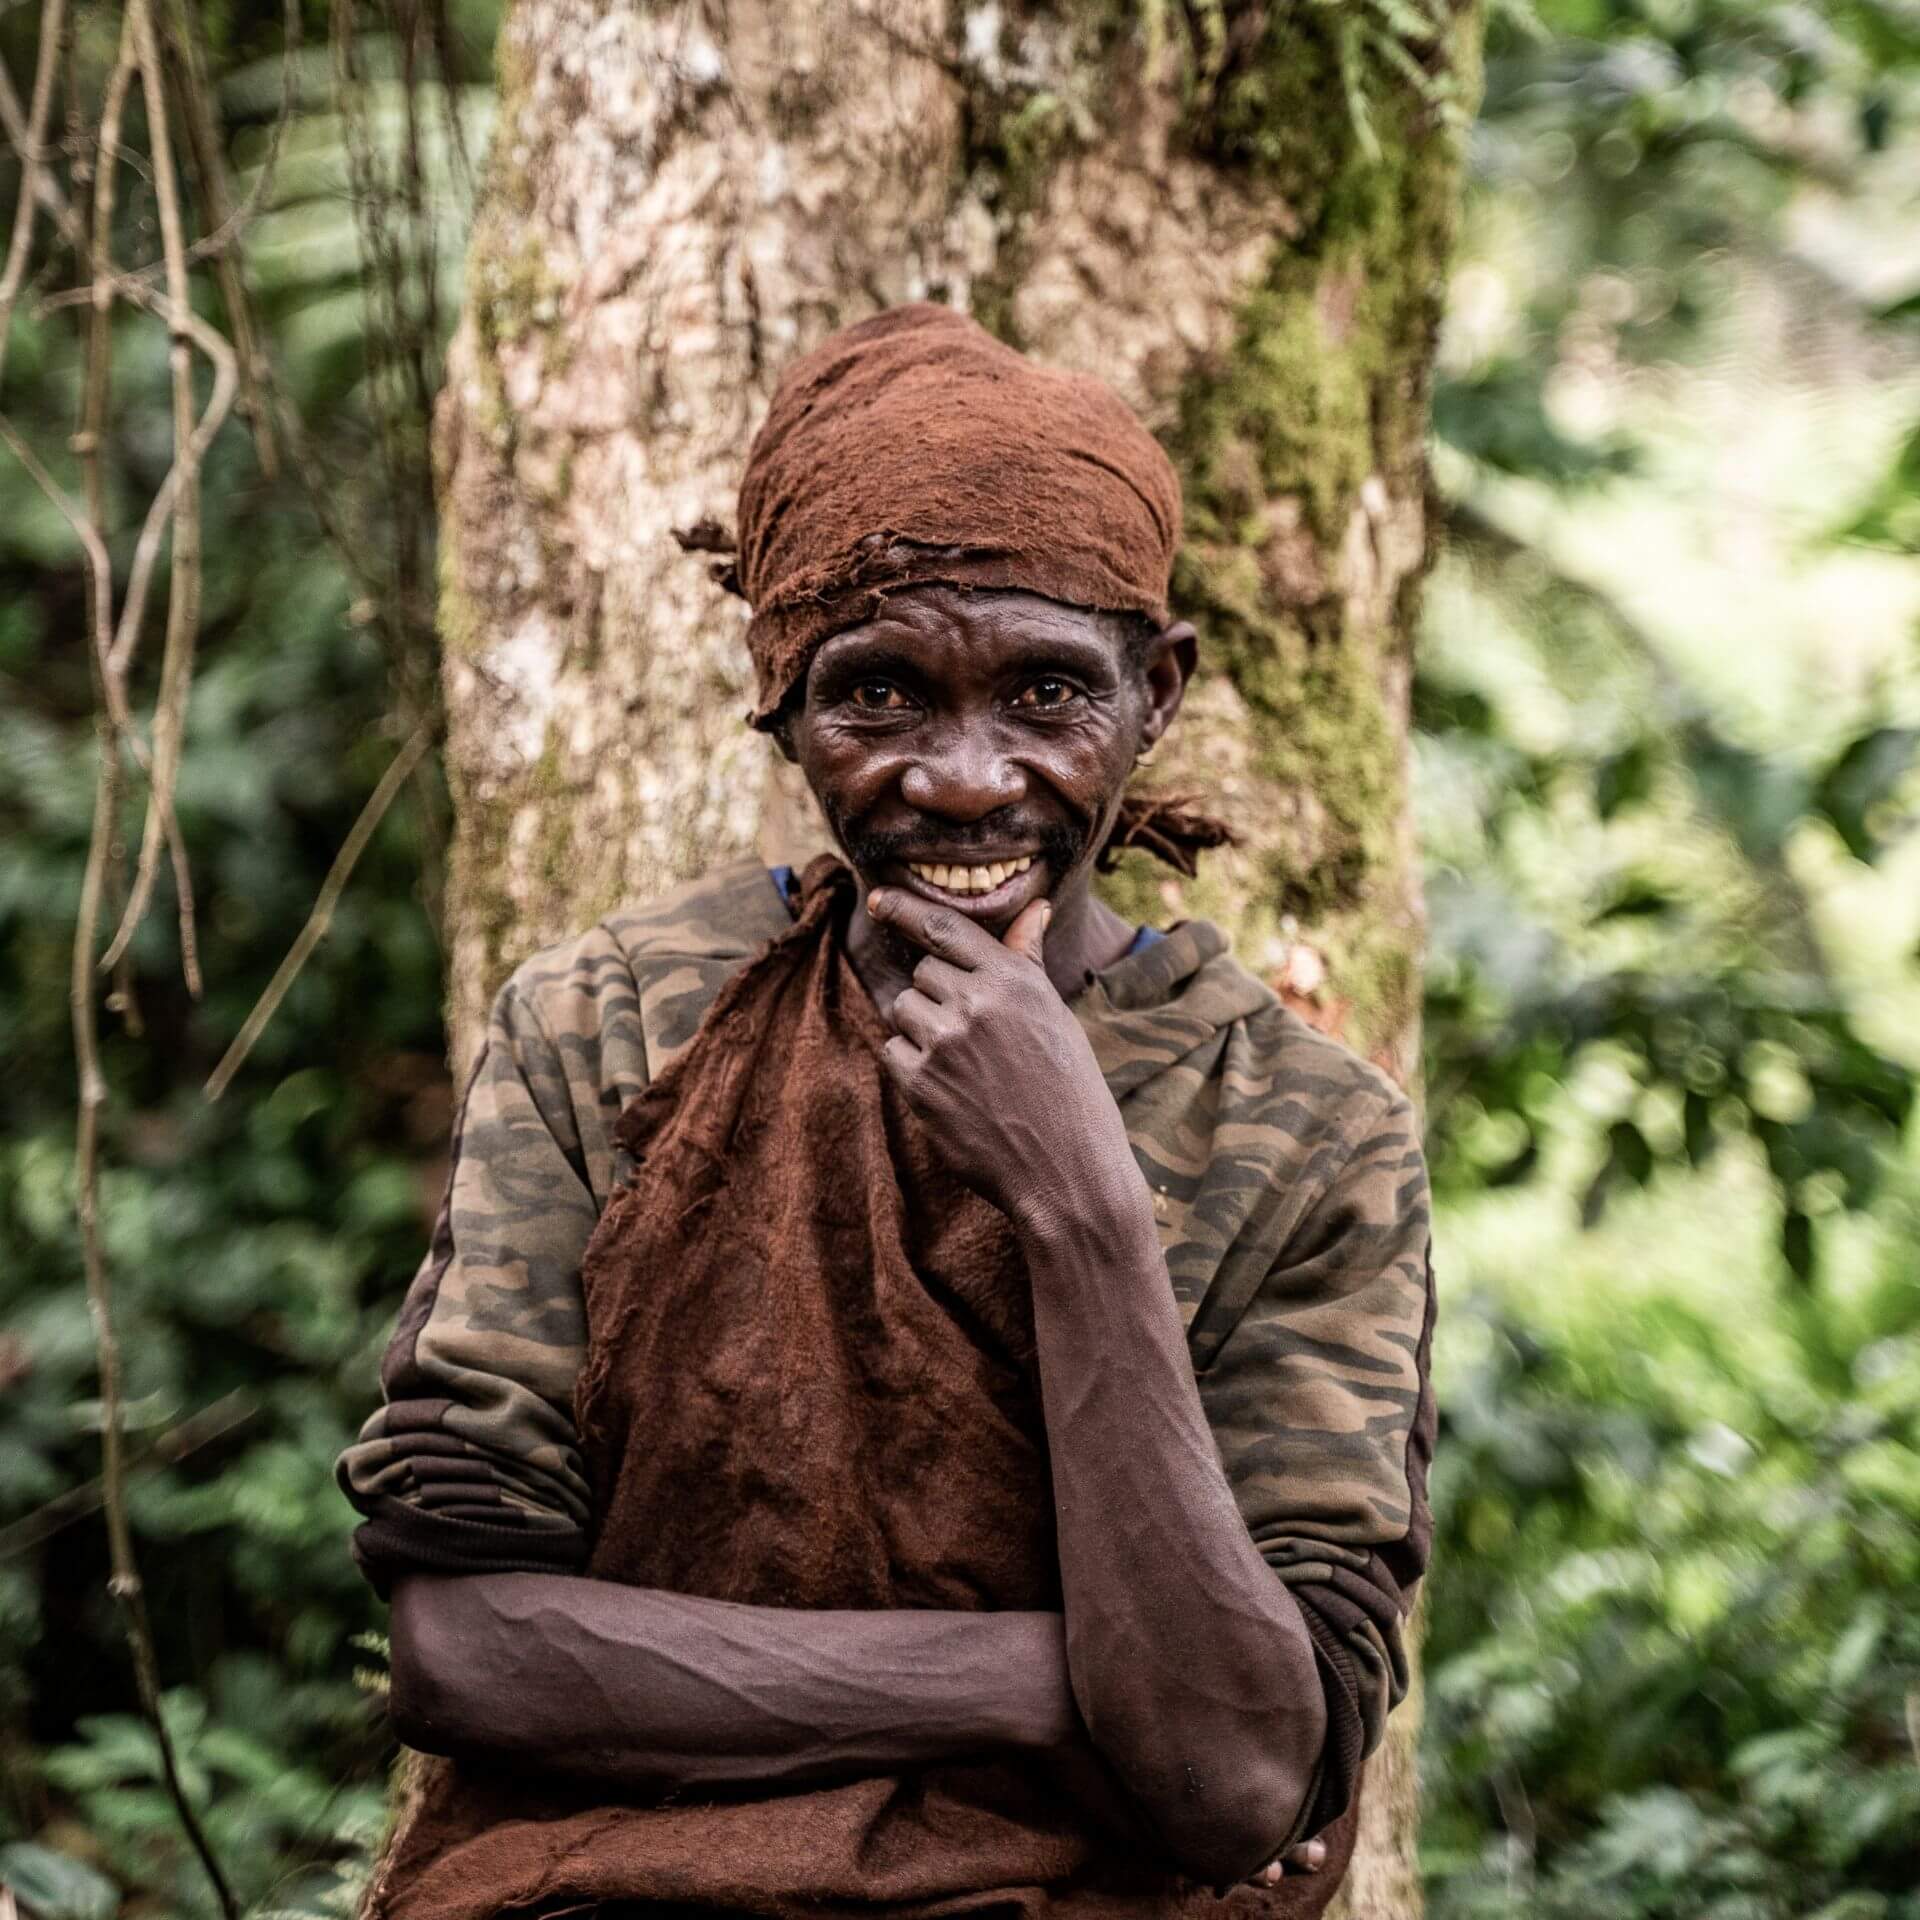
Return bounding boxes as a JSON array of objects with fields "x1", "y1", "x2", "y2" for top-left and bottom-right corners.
[{"x1": 865, "y1": 888, "x2": 1142, "y2": 1232}]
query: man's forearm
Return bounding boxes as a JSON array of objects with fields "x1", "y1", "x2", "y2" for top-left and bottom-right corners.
[
  {"x1": 388, "y1": 1571, "x2": 1079, "y2": 1789},
  {"x1": 1016, "y1": 1173, "x2": 1327, "y2": 1887}
]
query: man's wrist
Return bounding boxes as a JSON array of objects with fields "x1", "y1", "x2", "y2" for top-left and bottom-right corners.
[
  {"x1": 1008, "y1": 1157, "x2": 1160, "y2": 1270},
  {"x1": 974, "y1": 1611, "x2": 1080, "y2": 1754}
]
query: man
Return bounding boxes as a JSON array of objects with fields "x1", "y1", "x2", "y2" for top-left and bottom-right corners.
[{"x1": 339, "y1": 303, "x2": 1435, "y2": 1920}]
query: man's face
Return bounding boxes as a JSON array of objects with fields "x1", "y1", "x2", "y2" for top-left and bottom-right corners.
[{"x1": 781, "y1": 585, "x2": 1190, "y2": 936}]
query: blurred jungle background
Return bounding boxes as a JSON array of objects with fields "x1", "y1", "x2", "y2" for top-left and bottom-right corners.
[{"x1": 3, "y1": 2, "x2": 1918, "y2": 1917}]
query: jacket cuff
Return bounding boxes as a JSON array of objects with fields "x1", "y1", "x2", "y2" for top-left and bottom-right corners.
[{"x1": 349, "y1": 1498, "x2": 589, "y2": 1600}]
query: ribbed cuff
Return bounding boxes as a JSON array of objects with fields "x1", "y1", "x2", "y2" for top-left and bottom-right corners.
[{"x1": 349, "y1": 1500, "x2": 589, "y2": 1600}]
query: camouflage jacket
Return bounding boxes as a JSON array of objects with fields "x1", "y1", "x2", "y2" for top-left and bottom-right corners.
[{"x1": 338, "y1": 858, "x2": 1435, "y2": 1792}]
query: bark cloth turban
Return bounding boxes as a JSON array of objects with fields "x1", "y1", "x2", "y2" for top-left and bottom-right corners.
[{"x1": 679, "y1": 302, "x2": 1232, "y2": 876}]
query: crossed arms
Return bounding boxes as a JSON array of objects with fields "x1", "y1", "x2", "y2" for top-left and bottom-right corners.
[
  {"x1": 389, "y1": 1180, "x2": 1326, "y2": 1885},
  {"x1": 346, "y1": 890, "x2": 1434, "y2": 1889}
]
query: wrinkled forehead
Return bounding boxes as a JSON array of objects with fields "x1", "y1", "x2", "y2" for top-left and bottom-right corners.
[{"x1": 807, "y1": 586, "x2": 1130, "y2": 680}]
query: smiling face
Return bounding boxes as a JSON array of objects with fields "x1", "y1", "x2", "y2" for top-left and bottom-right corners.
[{"x1": 778, "y1": 585, "x2": 1194, "y2": 962}]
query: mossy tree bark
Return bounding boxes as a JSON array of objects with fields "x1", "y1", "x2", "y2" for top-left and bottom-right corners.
[{"x1": 429, "y1": 3, "x2": 1480, "y2": 1913}]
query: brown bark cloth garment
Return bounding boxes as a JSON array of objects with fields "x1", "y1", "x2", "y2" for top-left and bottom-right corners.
[{"x1": 377, "y1": 860, "x2": 1359, "y2": 1920}]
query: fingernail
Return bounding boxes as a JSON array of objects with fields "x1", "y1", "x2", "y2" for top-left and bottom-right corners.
[
  {"x1": 1307, "y1": 1841, "x2": 1327, "y2": 1868},
  {"x1": 1263, "y1": 1863, "x2": 1282, "y2": 1885}
]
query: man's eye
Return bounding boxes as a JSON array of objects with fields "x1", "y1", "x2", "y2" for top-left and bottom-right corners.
[
  {"x1": 1015, "y1": 678, "x2": 1077, "y2": 709},
  {"x1": 850, "y1": 681, "x2": 912, "y2": 710}
]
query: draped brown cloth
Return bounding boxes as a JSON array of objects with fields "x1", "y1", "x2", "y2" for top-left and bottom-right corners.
[{"x1": 371, "y1": 859, "x2": 1356, "y2": 1920}]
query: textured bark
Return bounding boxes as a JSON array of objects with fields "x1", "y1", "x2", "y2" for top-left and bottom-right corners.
[{"x1": 430, "y1": 3, "x2": 1480, "y2": 1912}]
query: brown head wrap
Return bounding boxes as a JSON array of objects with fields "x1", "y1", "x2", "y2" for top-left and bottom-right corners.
[{"x1": 680, "y1": 303, "x2": 1232, "y2": 875}]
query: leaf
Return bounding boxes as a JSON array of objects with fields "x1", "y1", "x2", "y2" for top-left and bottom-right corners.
[{"x1": 0, "y1": 1844, "x2": 119, "y2": 1920}]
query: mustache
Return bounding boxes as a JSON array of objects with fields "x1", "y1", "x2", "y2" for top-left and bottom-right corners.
[{"x1": 838, "y1": 811, "x2": 1089, "y2": 875}]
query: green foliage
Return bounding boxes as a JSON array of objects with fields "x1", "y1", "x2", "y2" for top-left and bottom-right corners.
[
  {"x1": 0, "y1": 0, "x2": 480, "y2": 1908},
  {"x1": 1422, "y1": 0, "x2": 1920, "y2": 1281},
  {"x1": 1423, "y1": 1177, "x2": 1920, "y2": 1920},
  {"x1": 1419, "y1": 2, "x2": 1920, "y2": 1915},
  {"x1": 0, "y1": 561, "x2": 438, "y2": 1908},
  {"x1": 0, "y1": 1845, "x2": 118, "y2": 1920},
  {"x1": 39, "y1": 1688, "x2": 387, "y2": 1915}
]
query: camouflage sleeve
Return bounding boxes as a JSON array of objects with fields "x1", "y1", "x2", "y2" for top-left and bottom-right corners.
[
  {"x1": 336, "y1": 935, "x2": 641, "y2": 1597},
  {"x1": 1198, "y1": 1082, "x2": 1436, "y2": 1841}
]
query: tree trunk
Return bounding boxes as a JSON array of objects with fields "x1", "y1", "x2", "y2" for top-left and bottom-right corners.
[{"x1": 429, "y1": 3, "x2": 1480, "y2": 1912}]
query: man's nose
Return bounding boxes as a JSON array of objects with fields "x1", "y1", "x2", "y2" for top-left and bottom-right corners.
[{"x1": 898, "y1": 729, "x2": 1026, "y2": 820}]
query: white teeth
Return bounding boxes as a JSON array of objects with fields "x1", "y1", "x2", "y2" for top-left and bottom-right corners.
[{"x1": 906, "y1": 854, "x2": 1037, "y2": 896}]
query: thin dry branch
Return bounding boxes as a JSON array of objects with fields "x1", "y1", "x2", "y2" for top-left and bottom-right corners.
[
  {"x1": 0, "y1": 165, "x2": 239, "y2": 813},
  {"x1": 0, "y1": 0, "x2": 65, "y2": 389},
  {"x1": 3, "y1": 52, "x2": 442, "y2": 1913},
  {"x1": 84, "y1": 19, "x2": 142, "y2": 1036},
  {"x1": 0, "y1": 414, "x2": 118, "y2": 689},
  {"x1": 206, "y1": 722, "x2": 435, "y2": 1101},
  {"x1": 70, "y1": 690, "x2": 240, "y2": 1920},
  {"x1": 111, "y1": 0, "x2": 209, "y2": 999},
  {"x1": 7, "y1": 4, "x2": 449, "y2": 959},
  {"x1": 1, "y1": 17, "x2": 207, "y2": 975},
  {"x1": 29, "y1": 0, "x2": 302, "y2": 319},
  {"x1": 104, "y1": 299, "x2": 237, "y2": 679},
  {"x1": 2, "y1": 17, "x2": 242, "y2": 1912},
  {"x1": 0, "y1": 44, "x2": 79, "y2": 244},
  {"x1": 83, "y1": 21, "x2": 137, "y2": 510},
  {"x1": 159, "y1": 0, "x2": 301, "y2": 477}
]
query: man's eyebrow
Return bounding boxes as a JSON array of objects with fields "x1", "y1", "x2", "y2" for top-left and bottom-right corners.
[
  {"x1": 1000, "y1": 632, "x2": 1116, "y2": 674},
  {"x1": 811, "y1": 623, "x2": 1120, "y2": 681},
  {"x1": 810, "y1": 640, "x2": 929, "y2": 683}
]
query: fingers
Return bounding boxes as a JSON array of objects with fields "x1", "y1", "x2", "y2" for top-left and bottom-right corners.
[
  {"x1": 910, "y1": 952, "x2": 968, "y2": 1004},
  {"x1": 1247, "y1": 1837, "x2": 1327, "y2": 1888},
  {"x1": 1001, "y1": 897, "x2": 1051, "y2": 966},
  {"x1": 866, "y1": 887, "x2": 998, "y2": 966},
  {"x1": 887, "y1": 986, "x2": 946, "y2": 1051}
]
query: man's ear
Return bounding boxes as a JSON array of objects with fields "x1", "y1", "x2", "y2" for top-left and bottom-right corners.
[{"x1": 1138, "y1": 619, "x2": 1197, "y2": 753}]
